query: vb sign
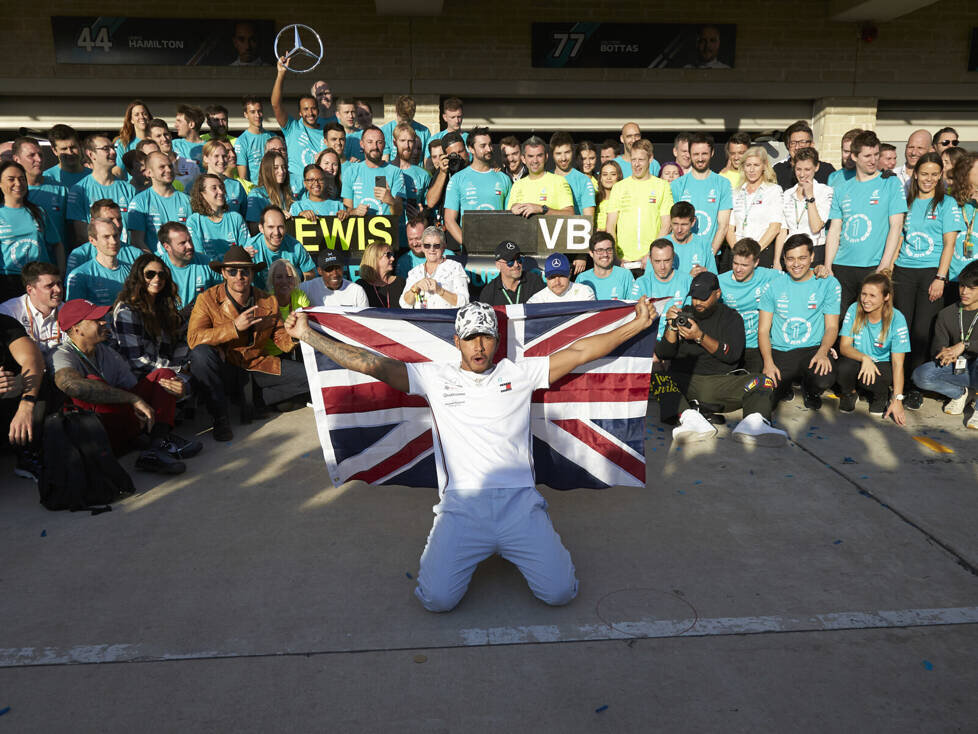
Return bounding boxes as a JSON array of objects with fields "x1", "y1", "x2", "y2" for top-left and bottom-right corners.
[
  {"x1": 461, "y1": 212, "x2": 593, "y2": 255},
  {"x1": 537, "y1": 216, "x2": 591, "y2": 252}
]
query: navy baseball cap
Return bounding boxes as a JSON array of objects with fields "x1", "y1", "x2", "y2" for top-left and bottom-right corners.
[{"x1": 544, "y1": 253, "x2": 570, "y2": 278}]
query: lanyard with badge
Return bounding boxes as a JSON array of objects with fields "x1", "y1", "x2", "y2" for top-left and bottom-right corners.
[
  {"x1": 502, "y1": 284, "x2": 521, "y2": 305},
  {"x1": 962, "y1": 201, "x2": 977, "y2": 259},
  {"x1": 67, "y1": 340, "x2": 103, "y2": 380},
  {"x1": 955, "y1": 306, "x2": 978, "y2": 374}
]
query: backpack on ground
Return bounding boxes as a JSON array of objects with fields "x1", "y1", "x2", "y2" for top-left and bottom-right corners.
[{"x1": 39, "y1": 410, "x2": 135, "y2": 512}]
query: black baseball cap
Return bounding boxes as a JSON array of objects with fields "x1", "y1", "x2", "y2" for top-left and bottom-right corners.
[
  {"x1": 494, "y1": 240, "x2": 522, "y2": 261},
  {"x1": 316, "y1": 249, "x2": 344, "y2": 270},
  {"x1": 688, "y1": 271, "x2": 720, "y2": 300}
]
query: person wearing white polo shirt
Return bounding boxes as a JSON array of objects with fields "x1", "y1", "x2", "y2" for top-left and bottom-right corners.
[
  {"x1": 527, "y1": 254, "x2": 596, "y2": 304},
  {"x1": 299, "y1": 250, "x2": 368, "y2": 308},
  {"x1": 0, "y1": 261, "x2": 63, "y2": 359},
  {"x1": 284, "y1": 298, "x2": 658, "y2": 612}
]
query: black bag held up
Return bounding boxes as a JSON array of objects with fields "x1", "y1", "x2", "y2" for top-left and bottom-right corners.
[{"x1": 38, "y1": 410, "x2": 135, "y2": 511}]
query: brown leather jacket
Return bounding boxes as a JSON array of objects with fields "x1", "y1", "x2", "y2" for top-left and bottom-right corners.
[{"x1": 187, "y1": 283, "x2": 294, "y2": 375}]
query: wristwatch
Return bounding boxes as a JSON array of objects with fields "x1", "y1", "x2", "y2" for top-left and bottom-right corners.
[
  {"x1": 695, "y1": 335, "x2": 704, "y2": 345},
  {"x1": 540, "y1": 205, "x2": 550, "y2": 215},
  {"x1": 934, "y1": 274, "x2": 948, "y2": 281},
  {"x1": 893, "y1": 394, "x2": 905, "y2": 401},
  {"x1": 805, "y1": 197, "x2": 816, "y2": 204},
  {"x1": 20, "y1": 394, "x2": 37, "y2": 403}
]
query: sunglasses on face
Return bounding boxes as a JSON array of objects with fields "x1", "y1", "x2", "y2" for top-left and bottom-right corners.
[
  {"x1": 422, "y1": 243, "x2": 442, "y2": 250},
  {"x1": 224, "y1": 268, "x2": 252, "y2": 277},
  {"x1": 381, "y1": 252, "x2": 395, "y2": 259},
  {"x1": 144, "y1": 269, "x2": 166, "y2": 280},
  {"x1": 940, "y1": 139, "x2": 959, "y2": 147},
  {"x1": 499, "y1": 256, "x2": 522, "y2": 267}
]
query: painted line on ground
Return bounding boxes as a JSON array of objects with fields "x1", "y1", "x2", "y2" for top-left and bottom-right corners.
[{"x1": 2, "y1": 605, "x2": 977, "y2": 668}]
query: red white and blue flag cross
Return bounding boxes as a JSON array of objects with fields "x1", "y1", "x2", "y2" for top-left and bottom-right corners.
[{"x1": 299, "y1": 301, "x2": 659, "y2": 491}]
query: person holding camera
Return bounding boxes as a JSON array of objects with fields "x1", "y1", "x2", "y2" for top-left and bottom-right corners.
[
  {"x1": 424, "y1": 132, "x2": 468, "y2": 226},
  {"x1": 655, "y1": 271, "x2": 787, "y2": 445}
]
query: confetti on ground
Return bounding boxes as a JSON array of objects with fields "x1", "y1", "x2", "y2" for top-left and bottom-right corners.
[
  {"x1": 922, "y1": 660, "x2": 934, "y2": 671},
  {"x1": 413, "y1": 655, "x2": 427, "y2": 664},
  {"x1": 595, "y1": 705, "x2": 609, "y2": 713},
  {"x1": 784, "y1": 474, "x2": 793, "y2": 478},
  {"x1": 860, "y1": 475, "x2": 869, "y2": 479},
  {"x1": 0, "y1": 707, "x2": 9, "y2": 716},
  {"x1": 912, "y1": 436, "x2": 953, "y2": 454},
  {"x1": 842, "y1": 457, "x2": 856, "y2": 464},
  {"x1": 677, "y1": 490, "x2": 686, "y2": 495},
  {"x1": 833, "y1": 540, "x2": 843, "y2": 545},
  {"x1": 405, "y1": 571, "x2": 413, "y2": 579},
  {"x1": 40, "y1": 530, "x2": 46, "y2": 537},
  {"x1": 694, "y1": 480, "x2": 702, "y2": 485}
]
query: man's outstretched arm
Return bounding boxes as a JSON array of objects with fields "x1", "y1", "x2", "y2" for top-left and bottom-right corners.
[
  {"x1": 286, "y1": 311, "x2": 410, "y2": 392},
  {"x1": 548, "y1": 297, "x2": 657, "y2": 384}
]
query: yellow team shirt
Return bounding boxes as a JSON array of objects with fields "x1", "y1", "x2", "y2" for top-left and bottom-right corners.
[
  {"x1": 720, "y1": 169, "x2": 741, "y2": 189},
  {"x1": 596, "y1": 198, "x2": 612, "y2": 231},
  {"x1": 606, "y1": 175, "x2": 674, "y2": 261},
  {"x1": 507, "y1": 172, "x2": 574, "y2": 210}
]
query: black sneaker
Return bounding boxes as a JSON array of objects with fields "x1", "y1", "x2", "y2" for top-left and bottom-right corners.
[
  {"x1": 803, "y1": 392, "x2": 822, "y2": 411},
  {"x1": 156, "y1": 432, "x2": 203, "y2": 459},
  {"x1": 838, "y1": 392, "x2": 857, "y2": 413},
  {"x1": 904, "y1": 390, "x2": 923, "y2": 410},
  {"x1": 13, "y1": 449, "x2": 42, "y2": 482},
  {"x1": 135, "y1": 449, "x2": 186, "y2": 475},
  {"x1": 213, "y1": 415, "x2": 233, "y2": 442},
  {"x1": 868, "y1": 396, "x2": 888, "y2": 415}
]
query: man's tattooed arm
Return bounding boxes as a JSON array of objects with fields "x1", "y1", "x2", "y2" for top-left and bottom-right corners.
[
  {"x1": 300, "y1": 327, "x2": 410, "y2": 393},
  {"x1": 55, "y1": 368, "x2": 141, "y2": 405}
]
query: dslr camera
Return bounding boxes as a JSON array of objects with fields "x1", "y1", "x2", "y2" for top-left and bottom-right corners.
[
  {"x1": 446, "y1": 152, "x2": 467, "y2": 175},
  {"x1": 670, "y1": 306, "x2": 696, "y2": 330}
]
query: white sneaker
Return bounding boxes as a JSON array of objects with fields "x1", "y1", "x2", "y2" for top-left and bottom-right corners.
[
  {"x1": 967, "y1": 402, "x2": 978, "y2": 430},
  {"x1": 944, "y1": 389, "x2": 970, "y2": 415},
  {"x1": 672, "y1": 409, "x2": 718, "y2": 444},
  {"x1": 732, "y1": 412, "x2": 788, "y2": 447}
]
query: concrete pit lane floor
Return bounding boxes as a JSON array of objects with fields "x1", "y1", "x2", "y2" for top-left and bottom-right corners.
[{"x1": 0, "y1": 392, "x2": 976, "y2": 733}]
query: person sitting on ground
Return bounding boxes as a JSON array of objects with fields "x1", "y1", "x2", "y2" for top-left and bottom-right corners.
[
  {"x1": 911, "y1": 260, "x2": 978, "y2": 428},
  {"x1": 718, "y1": 238, "x2": 780, "y2": 373},
  {"x1": 576, "y1": 231, "x2": 635, "y2": 301},
  {"x1": 187, "y1": 246, "x2": 309, "y2": 441},
  {"x1": 52, "y1": 298, "x2": 198, "y2": 473},
  {"x1": 655, "y1": 271, "x2": 786, "y2": 446},
  {"x1": 187, "y1": 173, "x2": 251, "y2": 262},
  {"x1": 837, "y1": 273, "x2": 910, "y2": 423},
  {"x1": 400, "y1": 226, "x2": 470, "y2": 309},
  {"x1": 527, "y1": 254, "x2": 596, "y2": 304},
  {"x1": 355, "y1": 241, "x2": 406, "y2": 309},
  {"x1": 478, "y1": 240, "x2": 545, "y2": 306},
  {"x1": 0, "y1": 312, "x2": 46, "y2": 481},
  {"x1": 300, "y1": 249, "x2": 369, "y2": 308},
  {"x1": 110, "y1": 254, "x2": 192, "y2": 390},
  {"x1": 0, "y1": 261, "x2": 64, "y2": 360},
  {"x1": 758, "y1": 234, "x2": 840, "y2": 409}
]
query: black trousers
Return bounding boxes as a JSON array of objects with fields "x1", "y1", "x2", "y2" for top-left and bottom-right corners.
[
  {"x1": 772, "y1": 346, "x2": 836, "y2": 399},
  {"x1": 189, "y1": 344, "x2": 309, "y2": 419},
  {"x1": 892, "y1": 264, "x2": 941, "y2": 380},
  {"x1": 837, "y1": 357, "x2": 893, "y2": 399},
  {"x1": 659, "y1": 370, "x2": 776, "y2": 421},
  {"x1": 743, "y1": 347, "x2": 764, "y2": 374},
  {"x1": 833, "y1": 264, "x2": 876, "y2": 322}
]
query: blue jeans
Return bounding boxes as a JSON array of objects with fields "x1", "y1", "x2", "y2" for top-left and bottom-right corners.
[{"x1": 911, "y1": 358, "x2": 977, "y2": 399}]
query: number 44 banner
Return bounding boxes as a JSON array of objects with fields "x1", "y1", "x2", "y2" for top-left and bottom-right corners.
[{"x1": 51, "y1": 17, "x2": 275, "y2": 66}]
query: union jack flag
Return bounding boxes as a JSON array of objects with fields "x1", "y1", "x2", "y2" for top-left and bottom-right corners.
[{"x1": 299, "y1": 301, "x2": 659, "y2": 490}]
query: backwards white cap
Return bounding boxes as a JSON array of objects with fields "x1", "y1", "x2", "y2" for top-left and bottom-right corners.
[{"x1": 454, "y1": 302, "x2": 498, "y2": 340}]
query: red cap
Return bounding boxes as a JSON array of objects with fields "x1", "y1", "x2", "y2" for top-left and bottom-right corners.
[{"x1": 58, "y1": 299, "x2": 111, "y2": 331}]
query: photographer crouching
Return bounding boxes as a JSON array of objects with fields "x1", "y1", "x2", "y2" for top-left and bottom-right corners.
[{"x1": 655, "y1": 272, "x2": 787, "y2": 447}]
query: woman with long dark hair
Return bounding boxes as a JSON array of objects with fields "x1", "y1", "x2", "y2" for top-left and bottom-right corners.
[
  {"x1": 837, "y1": 273, "x2": 909, "y2": 423},
  {"x1": 948, "y1": 151, "x2": 978, "y2": 287},
  {"x1": 188, "y1": 174, "x2": 250, "y2": 261},
  {"x1": 245, "y1": 150, "x2": 294, "y2": 233},
  {"x1": 576, "y1": 140, "x2": 599, "y2": 185},
  {"x1": 889, "y1": 152, "x2": 963, "y2": 409},
  {"x1": 0, "y1": 161, "x2": 62, "y2": 299}
]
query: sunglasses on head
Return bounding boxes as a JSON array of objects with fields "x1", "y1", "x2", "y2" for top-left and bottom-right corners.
[{"x1": 224, "y1": 267, "x2": 252, "y2": 277}]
